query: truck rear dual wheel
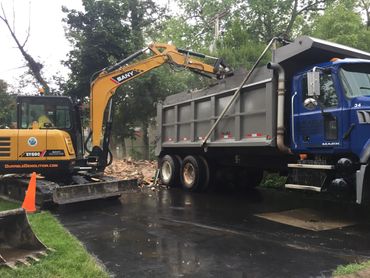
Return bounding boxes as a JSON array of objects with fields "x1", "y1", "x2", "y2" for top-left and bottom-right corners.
[
  {"x1": 159, "y1": 155, "x2": 181, "y2": 188},
  {"x1": 180, "y1": 155, "x2": 211, "y2": 192}
]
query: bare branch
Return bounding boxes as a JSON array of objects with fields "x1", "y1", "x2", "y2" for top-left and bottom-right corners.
[
  {"x1": 284, "y1": 0, "x2": 299, "y2": 38},
  {"x1": 285, "y1": 0, "x2": 326, "y2": 37},
  {"x1": 22, "y1": 1, "x2": 31, "y2": 47},
  {"x1": 296, "y1": 0, "x2": 326, "y2": 15},
  {"x1": 0, "y1": 2, "x2": 50, "y2": 94},
  {"x1": 12, "y1": 0, "x2": 15, "y2": 32},
  {"x1": 0, "y1": 3, "x2": 7, "y2": 22}
]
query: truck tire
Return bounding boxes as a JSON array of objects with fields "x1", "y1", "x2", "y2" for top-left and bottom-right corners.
[
  {"x1": 199, "y1": 156, "x2": 213, "y2": 191},
  {"x1": 159, "y1": 155, "x2": 180, "y2": 187},
  {"x1": 180, "y1": 155, "x2": 206, "y2": 192},
  {"x1": 237, "y1": 168, "x2": 263, "y2": 188}
]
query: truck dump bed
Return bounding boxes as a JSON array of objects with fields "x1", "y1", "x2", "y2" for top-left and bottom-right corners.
[{"x1": 156, "y1": 66, "x2": 276, "y2": 154}]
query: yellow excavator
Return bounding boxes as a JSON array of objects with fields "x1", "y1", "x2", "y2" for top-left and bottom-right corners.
[{"x1": 0, "y1": 43, "x2": 231, "y2": 267}]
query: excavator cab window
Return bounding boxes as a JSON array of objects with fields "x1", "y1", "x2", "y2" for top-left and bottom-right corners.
[{"x1": 18, "y1": 97, "x2": 72, "y2": 130}]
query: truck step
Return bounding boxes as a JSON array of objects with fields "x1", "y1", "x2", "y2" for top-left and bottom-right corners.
[
  {"x1": 288, "y1": 163, "x2": 335, "y2": 170},
  {"x1": 285, "y1": 183, "x2": 322, "y2": 192}
]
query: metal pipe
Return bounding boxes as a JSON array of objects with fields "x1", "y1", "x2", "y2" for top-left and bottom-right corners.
[
  {"x1": 266, "y1": 62, "x2": 291, "y2": 154},
  {"x1": 177, "y1": 48, "x2": 218, "y2": 60},
  {"x1": 201, "y1": 37, "x2": 280, "y2": 148}
]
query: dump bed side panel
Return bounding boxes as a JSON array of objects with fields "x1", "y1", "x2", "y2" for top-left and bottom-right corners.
[{"x1": 156, "y1": 67, "x2": 276, "y2": 156}]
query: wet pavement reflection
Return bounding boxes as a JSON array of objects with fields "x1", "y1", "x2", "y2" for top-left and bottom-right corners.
[{"x1": 54, "y1": 188, "x2": 370, "y2": 278}]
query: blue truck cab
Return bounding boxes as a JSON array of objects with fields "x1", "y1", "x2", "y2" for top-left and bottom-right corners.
[
  {"x1": 292, "y1": 59, "x2": 370, "y2": 157},
  {"x1": 287, "y1": 58, "x2": 370, "y2": 202},
  {"x1": 269, "y1": 36, "x2": 370, "y2": 203}
]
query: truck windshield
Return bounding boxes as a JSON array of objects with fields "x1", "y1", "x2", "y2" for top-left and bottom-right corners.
[{"x1": 339, "y1": 63, "x2": 370, "y2": 98}]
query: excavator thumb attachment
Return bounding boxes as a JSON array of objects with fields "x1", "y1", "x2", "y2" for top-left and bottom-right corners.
[
  {"x1": 0, "y1": 208, "x2": 48, "y2": 268},
  {"x1": 52, "y1": 177, "x2": 138, "y2": 205}
]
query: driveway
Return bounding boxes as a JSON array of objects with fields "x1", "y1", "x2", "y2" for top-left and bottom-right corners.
[{"x1": 55, "y1": 188, "x2": 370, "y2": 278}]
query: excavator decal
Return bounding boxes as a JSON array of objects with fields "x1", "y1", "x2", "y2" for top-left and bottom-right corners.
[
  {"x1": 19, "y1": 150, "x2": 66, "y2": 157},
  {"x1": 111, "y1": 69, "x2": 143, "y2": 84}
]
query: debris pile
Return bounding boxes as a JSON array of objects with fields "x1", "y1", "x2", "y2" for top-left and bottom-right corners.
[{"x1": 105, "y1": 159, "x2": 158, "y2": 186}]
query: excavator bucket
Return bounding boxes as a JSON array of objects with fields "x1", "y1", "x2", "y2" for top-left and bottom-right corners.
[
  {"x1": 52, "y1": 177, "x2": 138, "y2": 205},
  {"x1": 0, "y1": 208, "x2": 48, "y2": 268}
]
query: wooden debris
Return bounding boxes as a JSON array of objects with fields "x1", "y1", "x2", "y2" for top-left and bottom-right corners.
[{"x1": 105, "y1": 159, "x2": 159, "y2": 188}]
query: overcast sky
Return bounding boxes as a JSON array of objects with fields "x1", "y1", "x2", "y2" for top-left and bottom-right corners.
[
  {"x1": 0, "y1": 0, "x2": 170, "y2": 93},
  {"x1": 0, "y1": 0, "x2": 85, "y2": 91}
]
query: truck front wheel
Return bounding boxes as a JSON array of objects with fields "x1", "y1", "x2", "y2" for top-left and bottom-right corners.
[
  {"x1": 159, "y1": 155, "x2": 180, "y2": 187},
  {"x1": 180, "y1": 155, "x2": 206, "y2": 192},
  {"x1": 237, "y1": 168, "x2": 263, "y2": 188}
]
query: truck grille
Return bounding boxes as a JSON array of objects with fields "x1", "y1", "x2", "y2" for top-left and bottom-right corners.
[
  {"x1": 0, "y1": 137, "x2": 11, "y2": 157},
  {"x1": 357, "y1": 110, "x2": 370, "y2": 124}
]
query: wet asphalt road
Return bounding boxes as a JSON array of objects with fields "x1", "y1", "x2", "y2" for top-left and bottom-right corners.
[{"x1": 54, "y1": 188, "x2": 370, "y2": 278}]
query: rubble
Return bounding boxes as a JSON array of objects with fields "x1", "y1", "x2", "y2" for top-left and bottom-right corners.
[{"x1": 105, "y1": 158, "x2": 161, "y2": 188}]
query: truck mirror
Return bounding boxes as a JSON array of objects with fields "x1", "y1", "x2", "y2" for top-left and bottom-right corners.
[
  {"x1": 307, "y1": 71, "x2": 320, "y2": 96},
  {"x1": 303, "y1": 97, "x2": 318, "y2": 110}
]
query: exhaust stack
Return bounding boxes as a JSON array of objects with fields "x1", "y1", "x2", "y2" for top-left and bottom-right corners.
[{"x1": 267, "y1": 62, "x2": 291, "y2": 154}]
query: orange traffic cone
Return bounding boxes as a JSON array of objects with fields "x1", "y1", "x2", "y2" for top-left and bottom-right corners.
[{"x1": 22, "y1": 172, "x2": 37, "y2": 213}]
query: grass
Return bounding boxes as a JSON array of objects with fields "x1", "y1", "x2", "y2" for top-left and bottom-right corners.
[
  {"x1": 260, "y1": 173, "x2": 287, "y2": 188},
  {"x1": 0, "y1": 199, "x2": 109, "y2": 278},
  {"x1": 0, "y1": 198, "x2": 20, "y2": 211},
  {"x1": 333, "y1": 261, "x2": 370, "y2": 276}
]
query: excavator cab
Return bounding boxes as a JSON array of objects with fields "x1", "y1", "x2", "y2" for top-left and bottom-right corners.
[{"x1": 16, "y1": 95, "x2": 84, "y2": 160}]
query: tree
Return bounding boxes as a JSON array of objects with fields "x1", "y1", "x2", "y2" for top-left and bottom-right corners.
[
  {"x1": 311, "y1": 2, "x2": 370, "y2": 51},
  {"x1": 0, "y1": 80, "x2": 16, "y2": 128},
  {"x1": 62, "y1": 0, "x2": 164, "y2": 98},
  {"x1": 216, "y1": 18, "x2": 267, "y2": 70},
  {"x1": 238, "y1": 0, "x2": 331, "y2": 42},
  {"x1": 358, "y1": 0, "x2": 370, "y2": 28},
  {"x1": 63, "y1": 0, "x2": 165, "y2": 159}
]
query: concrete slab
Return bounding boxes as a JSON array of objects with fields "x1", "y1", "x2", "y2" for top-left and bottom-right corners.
[{"x1": 255, "y1": 208, "x2": 356, "y2": 231}]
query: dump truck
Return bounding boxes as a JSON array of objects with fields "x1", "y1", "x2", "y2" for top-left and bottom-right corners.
[{"x1": 156, "y1": 36, "x2": 370, "y2": 204}]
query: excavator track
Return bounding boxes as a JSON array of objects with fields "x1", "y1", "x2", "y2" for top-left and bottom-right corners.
[{"x1": 0, "y1": 175, "x2": 137, "y2": 208}]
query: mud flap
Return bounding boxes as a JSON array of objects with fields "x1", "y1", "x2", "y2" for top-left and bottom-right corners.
[
  {"x1": 52, "y1": 178, "x2": 138, "y2": 205},
  {"x1": 0, "y1": 208, "x2": 48, "y2": 268}
]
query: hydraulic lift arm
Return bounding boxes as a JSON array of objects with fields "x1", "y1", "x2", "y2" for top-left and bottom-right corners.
[{"x1": 88, "y1": 43, "x2": 232, "y2": 170}]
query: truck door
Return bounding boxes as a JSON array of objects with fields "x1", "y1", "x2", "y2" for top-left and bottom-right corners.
[{"x1": 293, "y1": 71, "x2": 343, "y2": 151}]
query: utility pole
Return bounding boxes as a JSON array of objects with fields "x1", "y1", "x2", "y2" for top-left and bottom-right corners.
[{"x1": 209, "y1": 9, "x2": 229, "y2": 53}]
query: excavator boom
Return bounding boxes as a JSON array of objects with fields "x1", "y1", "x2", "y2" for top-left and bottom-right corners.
[{"x1": 89, "y1": 43, "x2": 232, "y2": 169}]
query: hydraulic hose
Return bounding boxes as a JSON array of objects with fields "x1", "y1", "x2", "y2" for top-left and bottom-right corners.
[{"x1": 84, "y1": 131, "x2": 93, "y2": 154}]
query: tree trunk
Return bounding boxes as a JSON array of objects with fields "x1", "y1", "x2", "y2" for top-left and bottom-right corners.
[{"x1": 142, "y1": 121, "x2": 149, "y2": 160}]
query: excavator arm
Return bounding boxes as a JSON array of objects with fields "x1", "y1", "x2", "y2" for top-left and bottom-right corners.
[{"x1": 88, "y1": 43, "x2": 232, "y2": 170}]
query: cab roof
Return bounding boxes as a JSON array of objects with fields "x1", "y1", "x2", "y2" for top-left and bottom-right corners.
[{"x1": 274, "y1": 36, "x2": 370, "y2": 75}]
